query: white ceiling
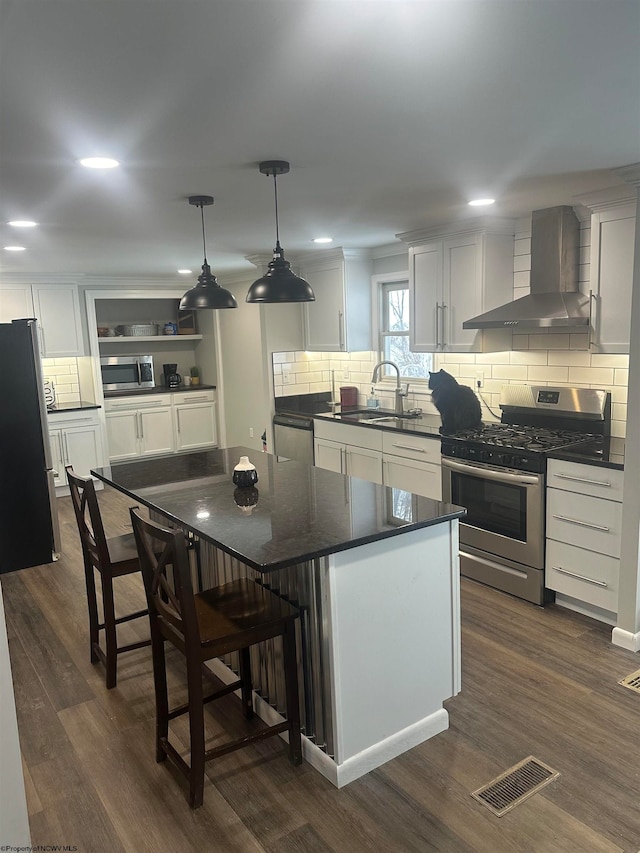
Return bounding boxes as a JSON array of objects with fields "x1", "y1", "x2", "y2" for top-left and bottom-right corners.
[{"x1": 1, "y1": 0, "x2": 638, "y2": 281}]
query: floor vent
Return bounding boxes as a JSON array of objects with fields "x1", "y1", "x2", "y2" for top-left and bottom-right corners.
[
  {"x1": 618, "y1": 669, "x2": 640, "y2": 693},
  {"x1": 471, "y1": 756, "x2": 560, "y2": 817}
]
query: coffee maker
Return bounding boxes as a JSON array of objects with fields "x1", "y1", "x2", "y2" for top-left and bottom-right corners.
[{"x1": 162, "y1": 363, "x2": 182, "y2": 388}]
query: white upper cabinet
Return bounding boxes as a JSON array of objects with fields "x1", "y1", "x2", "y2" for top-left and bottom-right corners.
[
  {"x1": 0, "y1": 284, "x2": 34, "y2": 322},
  {"x1": 588, "y1": 201, "x2": 636, "y2": 353},
  {"x1": 302, "y1": 249, "x2": 372, "y2": 351},
  {"x1": 400, "y1": 221, "x2": 515, "y2": 353},
  {"x1": 0, "y1": 283, "x2": 84, "y2": 356},
  {"x1": 32, "y1": 284, "x2": 84, "y2": 357}
]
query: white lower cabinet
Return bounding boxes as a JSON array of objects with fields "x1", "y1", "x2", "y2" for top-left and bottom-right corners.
[
  {"x1": 381, "y1": 431, "x2": 441, "y2": 500},
  {"x1": 105, "y1": 395, "x2": 174, "y2": 461},
  {"x1": 545, "y1": 459, "x2": 624, "y2": 616},
  {"x1": 48, "y1": 409, "x2": 104, "y2": 491},
  {"x1": 314, "y1": 436, "x2": 383, "y2": 483},
  {"x1": 174, "y1": 390, "x2": 217, "y2": 451},
  {"x1": 105, "y1": 390, "x2": 218, "y2": 461},
  {"x1": 314, "y1": 418, "x2": 442, "y2": 499}
]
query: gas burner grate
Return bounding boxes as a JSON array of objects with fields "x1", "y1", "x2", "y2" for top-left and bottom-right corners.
[{"x1": 451, "y1": 423, "x2": 599, "y2": 453}]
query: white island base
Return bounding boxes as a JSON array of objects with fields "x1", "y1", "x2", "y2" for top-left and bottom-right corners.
[{"x1": 207, "y1": 518, "x2": 461, "y2": 787}]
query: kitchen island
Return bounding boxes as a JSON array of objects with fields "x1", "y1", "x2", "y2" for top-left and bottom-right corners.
[{"x1": 92, "y1": 447, "x2": 465, "y2": 787}]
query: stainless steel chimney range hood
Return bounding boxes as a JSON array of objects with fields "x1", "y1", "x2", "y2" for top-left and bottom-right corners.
[{"x1": 463, "y1": 206, "x2": 590, "y2": 330}]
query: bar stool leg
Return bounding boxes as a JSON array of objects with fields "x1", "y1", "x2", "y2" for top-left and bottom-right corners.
[
  {"x1": 239, "y1": 647, "x2": 254, "y2": 721},
  {"x1": 151, "y1": 630, "x2": 169, "y2": 764},
  {"x1": 83, "y1": 561, "x2": 100, "y2": 664},
  {"x1": 282, "y1": 622, "x2": 303, "y2": 766},
  {"x1": 100, "y1": 573, "x2": 118, "y2": 689},
  {"x1": 186, "y1": 656, "x2": 206, "y2": 809}
]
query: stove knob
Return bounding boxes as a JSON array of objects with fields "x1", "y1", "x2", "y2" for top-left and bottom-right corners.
[{"x1": 501, "y1": 454, "x2": 512, "y2": 467}]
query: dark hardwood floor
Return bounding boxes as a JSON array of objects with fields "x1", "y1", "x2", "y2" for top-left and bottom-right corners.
[{"x1": 4, "y1": 485, "x2": 640, "y2": 852}]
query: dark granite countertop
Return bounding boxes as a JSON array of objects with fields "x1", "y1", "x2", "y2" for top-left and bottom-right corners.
[
  {"x1": 47, "y1": 401, "x2": 101, "y2": 413},
  {"x1": 314, "y1": 409, "x2": 443, "y2": 438},
  {"x1": 547, "y1": 436, "x2": 624, "y2": 471},
  {"x1": 104, "y1": 384, "x2": 216, "y2": 398},
  {"x1": 91, "y1": 447, "x2": 465, "y2": 573}
]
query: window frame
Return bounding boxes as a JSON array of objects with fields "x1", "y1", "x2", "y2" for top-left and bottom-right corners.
[{"x1": 372, "y1": 273, "x2": 432, "y2": 384}]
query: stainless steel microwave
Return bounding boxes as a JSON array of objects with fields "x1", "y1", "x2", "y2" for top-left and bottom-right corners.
[{"x1": 100, "y1": 355, "x2": 155, "y2": 391}]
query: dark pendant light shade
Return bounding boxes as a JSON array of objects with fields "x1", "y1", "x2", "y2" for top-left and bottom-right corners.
[
  {"x1": 180, "y1": 196, "x2": 238, "y2": 310},
  {"x1": 246, "y1": 161, "x2": 315, "y2": 304}
]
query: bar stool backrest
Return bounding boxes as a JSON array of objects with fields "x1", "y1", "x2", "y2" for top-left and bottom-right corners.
[
  {"x1": 66, "y1": 466, "x2": 111, "y2": 572},
  {"x1": 130, "y1": 508, "x2": 200, "y2": 656}
]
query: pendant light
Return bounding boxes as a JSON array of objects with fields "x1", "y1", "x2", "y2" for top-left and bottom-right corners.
[
  {"x1": 246, "y1": 161, "x2": 315, "y2": 304},
  {"x1": 179, "y1": 196, "x2": 237, "y2": 310}
]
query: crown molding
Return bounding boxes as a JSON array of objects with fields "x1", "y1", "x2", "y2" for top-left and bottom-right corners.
[
  {"x1": 397, "y1": 216, "x2": 516, "y2": 245},
  {"x1": 289, "y1": 246, "x2": 372, "y2": 268},
  {"x1": 574, "y1": 184, "x2": 637, "y2": 213}
]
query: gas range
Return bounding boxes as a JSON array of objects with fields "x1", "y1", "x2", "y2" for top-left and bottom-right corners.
[
  {"x1": 441, "y1": 423, "x2": 602, "y2": 473},
  {"x1": 441, "y1": 385, "x2": 611, "y2": 474},
  {"x1": 441, "y1": 385, "x2": 611, "y2": 606}
]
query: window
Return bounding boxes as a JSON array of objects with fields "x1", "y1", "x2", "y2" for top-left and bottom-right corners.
[{"x1": 378, "y1": 280, "x2": 432, "y2": 381}]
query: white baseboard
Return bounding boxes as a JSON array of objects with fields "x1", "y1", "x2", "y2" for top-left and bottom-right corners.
[
  {"x1": 330, "y1": 709, "x2": 449, "y2": 788},
  {"x1": 205, "y1": 659, "x2": 449, "y2": 787},
  {"x1": 611, "y1": 626, "x2": 640, "y2": 652},
  {"x1": 554, "y1": 593, "x2": 616, "y2": 626}
]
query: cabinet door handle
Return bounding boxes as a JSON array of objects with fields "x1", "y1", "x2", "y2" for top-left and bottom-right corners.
[
  {"x1": 552, "y1": 514, "x2": 610, "y2": 532},
  {"x1": 134, "y1": 414, "x2": 139, "y2": 439},
  {"x1": 176, "y1": 411, "x2": 181, "y2": 434},
  {"x1": 57, "y1": 434, "x2": 64, "y2": 465},
  {"x1": 391, "y1": 443, "x2": 426, "y2": 453},
  {"x1": 183, "y1": 395, "x2": 208, "y2": 403},
  {"x1": 139, "y1": 412, "x2": 144, "y2": 439},
  {"x1": 441, "y1": 303, "x2": 447, "y2": 348},
  {"x1": 435, "y1": 303, "x2": 441, "y2": 349},
  {"x1": 552, "y1": 566, "x2": 608, "y2": 588},
  {"x1": 554, "y1": 473, "x2": 612, "y2": 488},
  {"x1": 63, "y1": 432, "x2": 70, "y2": 463},
  {"x1": 338, "y1": 311, "x2": 345, "y2": 350}
]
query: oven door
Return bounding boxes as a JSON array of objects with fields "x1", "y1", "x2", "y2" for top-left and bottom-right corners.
[{"x1": 442, "y1": 456, "x2": 544, "y2": 569}]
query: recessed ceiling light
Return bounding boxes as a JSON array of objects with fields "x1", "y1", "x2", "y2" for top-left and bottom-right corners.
[
  {"x1": 8, "y1": 220, "x2": 37, "y2": 228},
  {"x1": 4, "y1": 245, "x2": 26, "y2": 251},
  {"x1": 177, "y1": 269, "x2": 192, "y2": 275},
  {"x1": 313, "y1": 237, "x2": 333, "y2": 244},
  {"x1": 79, "y1": 157, "x2": 119, "y2": 169},
  {"x1": 468, "y1": 198, "x2": 495, "y2": 207}
]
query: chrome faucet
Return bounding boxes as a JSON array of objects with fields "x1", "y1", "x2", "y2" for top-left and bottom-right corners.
[{"x1": 371, "y1": 361, "x2": 409, "y2": 415}]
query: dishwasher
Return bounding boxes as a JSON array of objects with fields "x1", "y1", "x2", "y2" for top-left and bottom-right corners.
[{"x1": 272, "y1": 413, "x2": 315, "y2": 464}]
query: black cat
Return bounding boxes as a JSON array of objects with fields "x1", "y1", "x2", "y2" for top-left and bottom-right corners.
[{"x1": 428, "y1": 369, "x2": 483, "y2": 435}]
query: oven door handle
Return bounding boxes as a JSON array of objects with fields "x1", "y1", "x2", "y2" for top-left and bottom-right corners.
[{"x1": 441, "y1": 457, "x2": 540, "y2": 486}]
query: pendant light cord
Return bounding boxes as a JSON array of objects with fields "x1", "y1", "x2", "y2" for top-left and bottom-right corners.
[
  {"x1": 200, "y1": 203, "x2": 208, "y2": 264},
  {"x1": 272, "y1": 172, "x2": 281, "y2": 248}
]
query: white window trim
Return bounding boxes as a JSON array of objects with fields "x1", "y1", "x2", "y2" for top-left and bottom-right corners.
[{"x1": 371, "y1": 272, "x2": 435, "y2": 386}]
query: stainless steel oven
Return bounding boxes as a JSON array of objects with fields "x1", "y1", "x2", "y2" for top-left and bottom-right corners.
[
  {"x1": 440, "y1": 385, "x2": 611, "y2": 605},
  {"x1": 442, "y1": 457, "x2": 546, "y2": 603},
  {"x1": 100, "y1": 355, "x2": 155, "y2": 391}
]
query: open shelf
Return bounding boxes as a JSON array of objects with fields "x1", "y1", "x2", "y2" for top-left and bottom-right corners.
[{"x1": 98, "y1": 335, "x2": 203, "y2": 343}]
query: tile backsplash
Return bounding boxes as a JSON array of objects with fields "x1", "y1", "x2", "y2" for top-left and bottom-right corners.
[
  {"x1": 272, "y1": 348, "x2": 628, "y2": 438},
  {"x1": 42, "y1": 357, "x2": 81, "y2": 406}
]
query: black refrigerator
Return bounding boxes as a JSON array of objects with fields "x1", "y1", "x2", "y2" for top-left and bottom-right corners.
[{"x1": 0, "y1": 319, "x2": 60, "y2": 573}]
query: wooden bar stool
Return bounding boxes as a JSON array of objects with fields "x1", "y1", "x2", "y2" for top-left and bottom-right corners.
[
  {"x1": 129, "y1": 508, "x2": 303, "y2": 809},
  {"x1": 66, "y1": 466, "x2": 150, "y2": 689}
]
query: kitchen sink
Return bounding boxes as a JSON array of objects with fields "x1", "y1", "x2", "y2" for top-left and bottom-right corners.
[{"x1": 340, "y1": 409, "x2": 422, "y2": 421}]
